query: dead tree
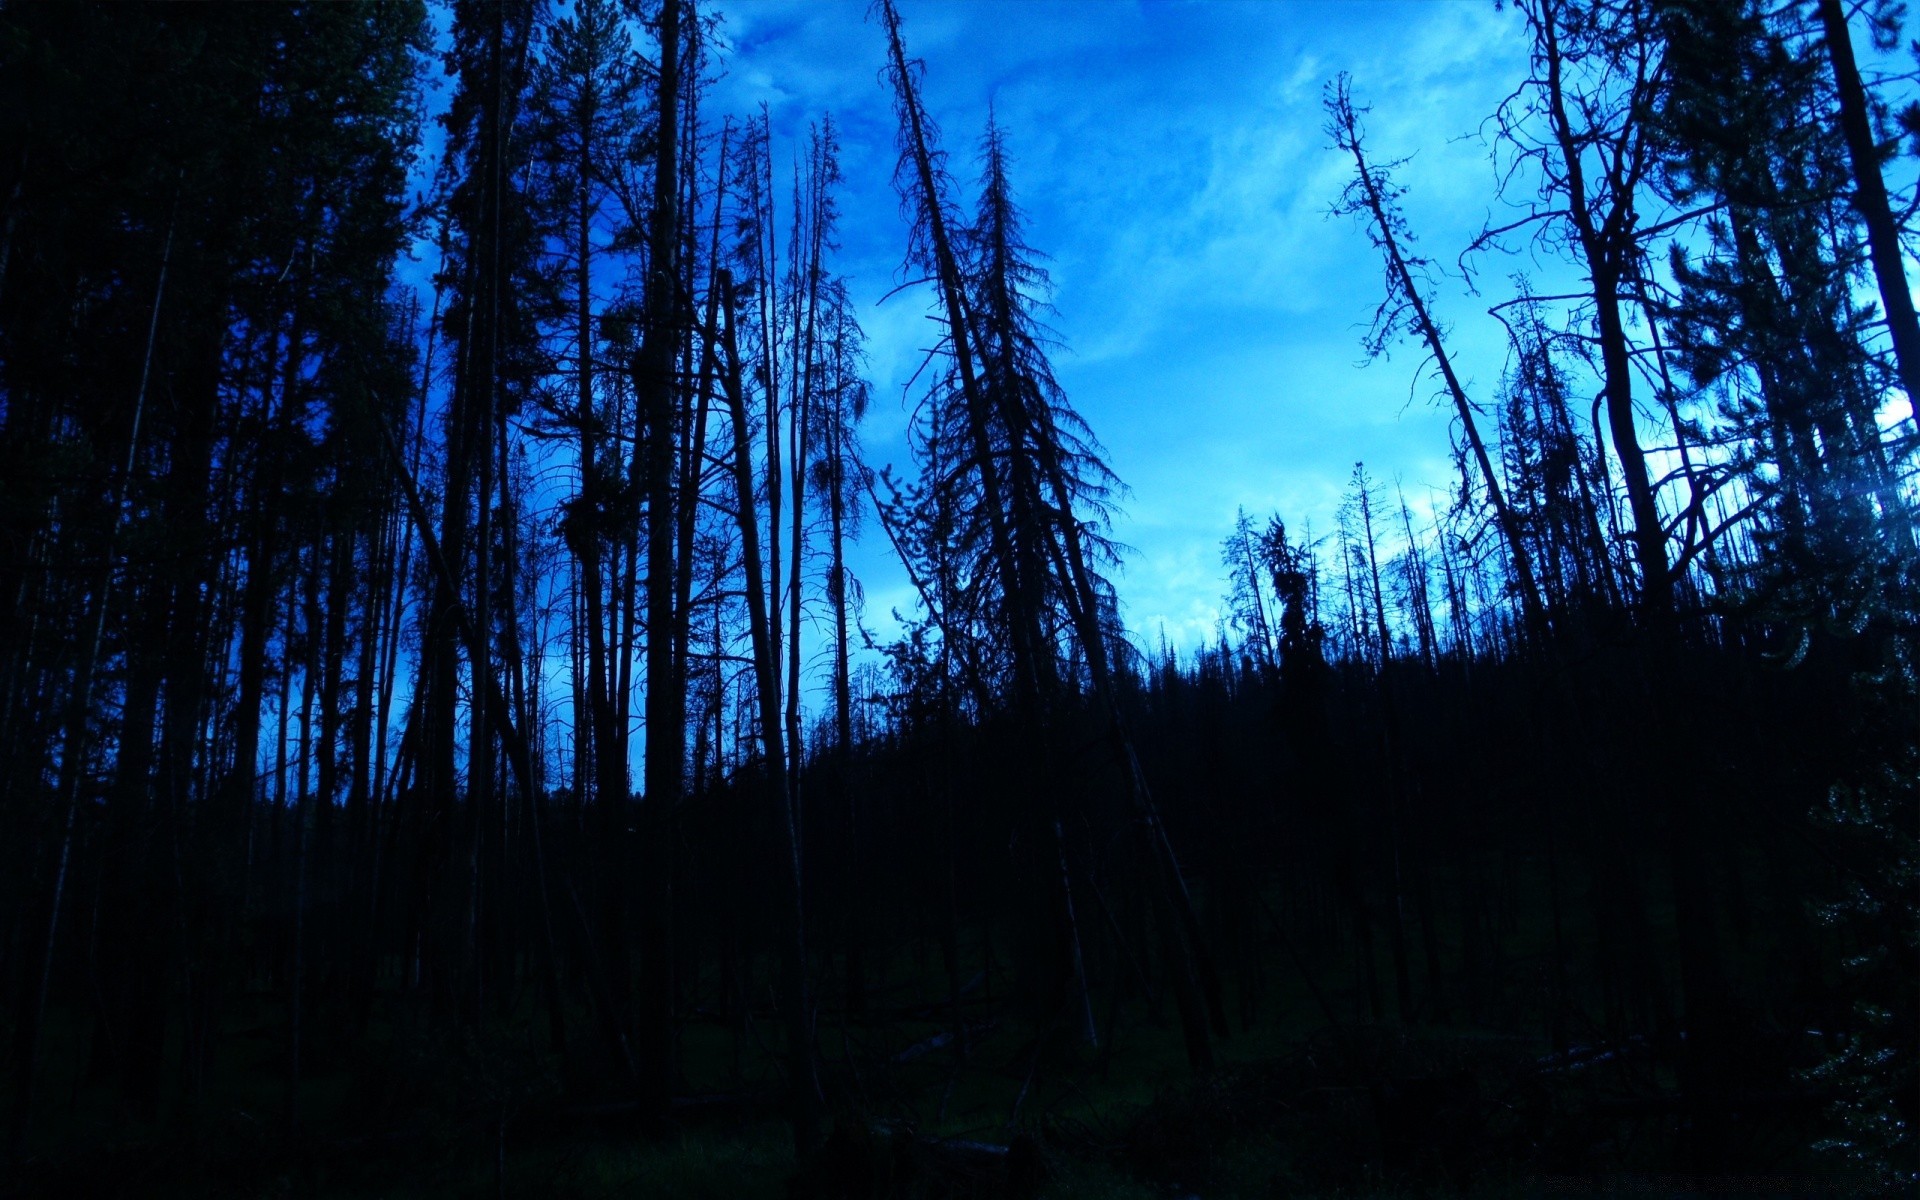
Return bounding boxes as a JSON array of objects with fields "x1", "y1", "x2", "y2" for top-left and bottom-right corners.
[{"x1": 1327, "y1": 77, "x2": 1548, "y2": 640}]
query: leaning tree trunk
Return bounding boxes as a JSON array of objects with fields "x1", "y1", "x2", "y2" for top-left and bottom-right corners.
[{"x1": 1818, "y1": 0, "x2": 1920, "y2": 405}]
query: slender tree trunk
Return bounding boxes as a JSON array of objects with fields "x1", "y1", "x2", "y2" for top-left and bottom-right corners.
[
  {"x1": 285, "y1": 549, "x2": 322, "y2": 1135},
  {"x1": 1355, "y1": 481, "x2": 1416, "y2": 1023},
  {"x1": 718, "y1": 270, "x2": 824, "y2": 1157},
  {"x1": 879, "y1": 0, "x2": 1043, "y2": 702},
  {"x1": 10, "y1": 213, "x2": 172, "y2": 1151},
  {"x1": 635, "y1": 0, "x2": 685, "y2": 1114},
  {"x1": 785, "y1": 156, "x2": 825, "y2": 810},
  {"x1": 1818, "y1": 0, "x2": 1920, "y2": 403},
  {"x1": 1526, "y1": 5, "x2": 1671, "y2": 618},
  {"x1": 827, "y1": 341, "x2": 862, "y2": 1016},
  {"x1": 1331, "y1": 84, "x2": 1548, "y2": 638}
]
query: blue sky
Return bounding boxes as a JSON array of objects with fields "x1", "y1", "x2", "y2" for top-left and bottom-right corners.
[
  {"x1": 380, "y1": 0, "x2": 1918, "y2": 767},
  {"x1": 708, "y1": 0, "x2": 1550, "y2": 653}
]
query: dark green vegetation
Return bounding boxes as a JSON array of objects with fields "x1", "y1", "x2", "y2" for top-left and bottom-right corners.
[{"x1": 0, "y1": 0, "x2": 1914, "y2": 1196}]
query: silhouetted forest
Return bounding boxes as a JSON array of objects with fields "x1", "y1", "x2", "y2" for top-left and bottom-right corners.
[{"x1": 0, "y1": 1, "x2": 1914, "y2": 1197}]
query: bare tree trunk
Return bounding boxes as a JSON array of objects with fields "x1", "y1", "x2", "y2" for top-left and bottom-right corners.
[
  {"x1": 718, "y1": 270, "x2": 824, "y2": 1158},
  {"x1": 635, "y1": 0, "x2": 685, "y2": 1115},
  {"x1": 785, "y1": 144, "x2": 827, "y2": 810},
  {"x1": 879, "y1": 0, "x2": 1044, "y2": 702},
  {"x1": 379, "y1": 389, "x2": 625, "y2": 1081},
  {"x1": 1354, "y1": 476, "x2": 1416, "y2": 1024},
  {"x1": 285, "y1": 548, "x2": 321, "y2": 1134},
  {"x1": 827, "y1": 326, "x2": 863, "y2": 1017},
  {"x1": 1526, "y1": 3, "x2": 1671, "y2": 618},
  {"x1": 11, "y1": 212, "x2": 171, "y2": 1151},
  {"x1": 674, "y1": 122, "x2": 730, "y2": 822},
  {"x1": 1329, "y1": 80, "x2": 1547, "y2": 638},
  {"x1": 1818, "y1": 0, "x2": 1920, "y2": 404}
]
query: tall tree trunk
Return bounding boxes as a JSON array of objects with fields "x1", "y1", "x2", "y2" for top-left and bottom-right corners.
[
  {"x1": 1527, "y1": 4, "x2": 1672, "y2": 618},
  {"x1": 10, "y1": 213, "x2": 172, "y2": 1150},
  {"x1": 1818, "y1": 0, "x2": 1920, "y2": 404},
  {"x1": 635, "y1": 0, "x2": 684, "y2": 1115},
  {"x1": 879, "y1": 0, "x2": 1045, "y2": 706},
  {"x1": 285, "y1": 547, "x2": 322, "y2": 1135},
  {"x1": 718, "y1": 270, "x2": 825, "y2": 1157},
  {"x1": 1355, "y1": 478, "x2": 1416, "y2": 1024},
  {"x1": 827, "y1": 331, "x2": 862, "y2": 1016},
  {"x1": 1329, "y1": 81, "x2": 1548, "y2": 638}
]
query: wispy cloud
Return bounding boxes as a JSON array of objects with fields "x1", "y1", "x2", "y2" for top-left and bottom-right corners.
[{"x1": 715, "y1": 0, "x2": 1542, "y2": 654}]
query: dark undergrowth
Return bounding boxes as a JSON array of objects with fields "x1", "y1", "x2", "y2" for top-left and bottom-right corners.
[{"x1": 7, "y1": 935, "x2": 1894, "y2": 1200}]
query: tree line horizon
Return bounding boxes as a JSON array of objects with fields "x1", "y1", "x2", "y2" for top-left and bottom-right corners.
[{"x1": 0, "y1": 0, "x2": 1913, "y2": 1194}]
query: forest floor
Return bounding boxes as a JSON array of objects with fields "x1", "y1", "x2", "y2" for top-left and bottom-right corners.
[
  {"x1": 14, "y1": 966, "x2": 1873, "y2": 1199},
  {"x1": 13, "y1": 877, "x2": 1877, "y2": 1199}
]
